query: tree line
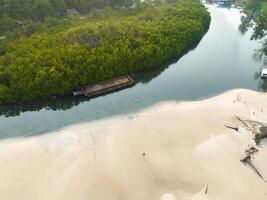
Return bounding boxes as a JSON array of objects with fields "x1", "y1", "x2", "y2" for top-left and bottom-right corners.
[
  {"x1": 0, "y1": 0, "x2": 211, "y2": 104},
  {"x1": 0, "y1": 0, "x2": 135, "y2": 34}
]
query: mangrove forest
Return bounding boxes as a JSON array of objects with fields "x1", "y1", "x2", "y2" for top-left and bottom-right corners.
[{"x1": 0, "y1": 0, "x2": 210, "y2": 104}]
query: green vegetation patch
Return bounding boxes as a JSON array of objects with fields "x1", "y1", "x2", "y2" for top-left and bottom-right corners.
[
  {"x1": 244, "y1": 0, "x2": 267, "y2": 28},
  {"x1": 0, "y1": 0, "x2": 211, "y2": 104},
  {"x1": 241, "y1": 0, "x2": 267, "y2": 57}
]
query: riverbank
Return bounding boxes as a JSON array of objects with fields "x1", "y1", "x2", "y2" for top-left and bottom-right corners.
[
  {"x1": 1, "y1": 4, "x2": 264, "y2": 139},
  {"x1": 0, "y1": 89, "x2": 267, "y2": 200}
]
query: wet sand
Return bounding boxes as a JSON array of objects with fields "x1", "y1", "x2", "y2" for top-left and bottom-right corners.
[{"x1": 0, "y1": 89, "x2": 267, "y2": 200}]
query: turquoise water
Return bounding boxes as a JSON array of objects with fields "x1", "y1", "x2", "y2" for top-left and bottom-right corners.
[{"x1": 0, "y1": 4, "x2": 266, "y2": 139}]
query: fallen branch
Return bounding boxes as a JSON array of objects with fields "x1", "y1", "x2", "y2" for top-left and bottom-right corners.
[
  {"x1": 241, "y1": 154, "x2": 265, "y2": 182},
  {"x1": 205, "y1": 184, "x2": 208, "y2": 194},
  {"x1": 235, "y1": 116, "x2": 258, "y2": 135},
  {"x1": 224, "y1": 124, "x2": 238, "y2": 132},
  {"x1": 235, "y1": 116, "x2": 267, "y2": 145}
]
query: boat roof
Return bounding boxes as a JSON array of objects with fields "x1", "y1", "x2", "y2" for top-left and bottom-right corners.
[{"x1": 262, "y1": 68, "x2": 267, "y2": 74}]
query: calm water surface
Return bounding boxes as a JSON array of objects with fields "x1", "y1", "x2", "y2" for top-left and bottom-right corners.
[{"x1": 0, "y1": 4, "x2": 266, "y2": 139}]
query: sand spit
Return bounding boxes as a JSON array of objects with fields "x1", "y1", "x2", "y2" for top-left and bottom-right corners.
[{"x1": 0, "y1": 89, "x2": 267, "y2": 200}]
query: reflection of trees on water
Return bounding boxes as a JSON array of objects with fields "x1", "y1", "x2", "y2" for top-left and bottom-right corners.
[
  {"x1": 254, "y1": 71, "x2": 267, "y2": 92},
  {"x1": 0, "y1": 95, "x2": 87, "y2": 118},
  {"x1": 239, "y1": 15, "x2": 253, "y2": 35},
  {"x1": 251, "y1": 24, "x2": 267, "y2": 63},
  {"x1": 239, "y1": 15, "x2": 267, "y2": 61},
  {"x1": 240, "y1": 14, "x2": 267, "y2": 91}
]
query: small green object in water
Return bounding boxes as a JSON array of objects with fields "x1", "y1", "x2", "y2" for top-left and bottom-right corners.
[{"x1": 134, "y1": 99, "x2": 140, "y2": 103}]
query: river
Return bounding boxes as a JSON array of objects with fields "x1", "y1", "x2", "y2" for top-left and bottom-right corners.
[{"x1": 0, "y1": 3, "x2": 266, "y2": 139}]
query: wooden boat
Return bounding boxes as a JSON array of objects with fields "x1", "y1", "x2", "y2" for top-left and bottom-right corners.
[{"x1": 73, "y1": 75, "x2": 135, "y2": 97}]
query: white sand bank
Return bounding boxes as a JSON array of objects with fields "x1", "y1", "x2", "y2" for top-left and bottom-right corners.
[{"x1": 0, "y1": 89, "x2": 267, "y2": 200}]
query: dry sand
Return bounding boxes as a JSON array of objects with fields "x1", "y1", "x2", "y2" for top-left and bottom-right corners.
[{"x1": 0, "y1": 89, "x2": 267, "y2": 200}]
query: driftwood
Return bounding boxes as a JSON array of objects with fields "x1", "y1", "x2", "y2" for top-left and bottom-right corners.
[
  {"x1": 224, "y1": 124, "x2": 238, "y2": 132},
  {"x1": 234, "y1": 116, "x2": 267, "y2": 182},
  {"x1": 258, "y1": 127, "x2": 267, "y2": 141},
  {"x1": 235, "y1": 116, "x2": 267, "y2": 145},
  {"x1": 205, "y1": 184, "x2": 209, "y2": 194},
  {"x1": 245, "y1": 146, "x2": 258, "y2": 154},
  {"x1": 240, "y1": 146, "x2": 265, "y2": 181},
  {"x1": 241, "y1": 153, "x2": 265, "y2": 182},
  {"x1": 235, "y1": 116, "x2": 258, "y2": 135}
]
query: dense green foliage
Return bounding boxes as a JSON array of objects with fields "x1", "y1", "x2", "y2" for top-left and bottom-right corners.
[
  {"x1": 244, "y1": 0, "x2": 267, "y2": 28},
  {"x1": 0, "y1": 0, "x2": 134, "y2": 34},
  {"x1": 241, "y1": 0, "x2": 267, "y2": 57},
  {"x1": 0, "y1": 0, "x2": 210, "y2": 104}
]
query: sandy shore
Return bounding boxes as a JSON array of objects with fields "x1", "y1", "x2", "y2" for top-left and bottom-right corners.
[{"x1": 0, "y1": 89, "x2": 267, "y2": 200}]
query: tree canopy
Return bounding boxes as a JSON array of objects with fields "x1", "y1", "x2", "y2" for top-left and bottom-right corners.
[
  {"x1": 0, "y1": 0, "x2": 135, "y2": 34},
  {"x1": 244, "y1": 0, "x2": 267, "y2": 28}
]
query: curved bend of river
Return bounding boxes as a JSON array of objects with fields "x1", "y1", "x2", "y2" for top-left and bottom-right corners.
[{"x1": 0, "y1": 3, "x2": 266, "y2": 139}]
